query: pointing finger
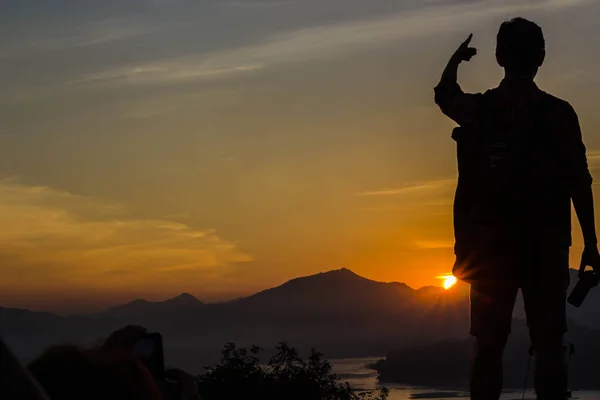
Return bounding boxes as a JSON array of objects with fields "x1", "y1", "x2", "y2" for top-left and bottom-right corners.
[{"x1": 462, "y1": 33, "x2": 473, "y2": 46}]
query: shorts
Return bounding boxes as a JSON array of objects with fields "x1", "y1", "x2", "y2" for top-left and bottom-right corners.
[{"x1": 469, "y1": 246, "x2": 570, "y2": 336}]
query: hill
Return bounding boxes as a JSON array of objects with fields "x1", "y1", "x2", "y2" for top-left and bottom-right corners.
[
  {"x1": 3, "y1": 267, "x2": 599, "y2": 374},
  {"x1": 0, "y1": 307, "x2": 122, "y2": 362},
  {"x1": 1, "y1": 268, "x2": 469, "y2": 371},
  {"x1": 100, "y1": 292, "x2": 203, "y2": 319}
]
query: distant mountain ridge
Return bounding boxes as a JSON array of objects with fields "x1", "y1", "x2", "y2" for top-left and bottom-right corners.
[
  {"x1": 1, "y1": 268, "x2": 468, "y2": 370},
  {"x1": 231, "y1": 268, "x2": 428, "y2": 314},
  {"x1": 2, "y1": 267, "x2": 599, "y2": 374},
  {"x1": 65, "y1": 268, "x2": 456, "y2": 317},
  {"x1": 100, "y1": 292, "x2": 203, "y2": 319}
]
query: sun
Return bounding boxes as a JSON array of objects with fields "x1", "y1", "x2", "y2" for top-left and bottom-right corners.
[
  {"x1": 442, "y1": 275, "x2": 457, "y2": 290},
  {"x1": 437, "y1": 274, "x2": 457, "y2": 290}
]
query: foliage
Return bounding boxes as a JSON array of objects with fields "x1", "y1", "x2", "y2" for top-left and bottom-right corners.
[{"x1": 197, "y1": 342, "x2": 388, "y2": 400}]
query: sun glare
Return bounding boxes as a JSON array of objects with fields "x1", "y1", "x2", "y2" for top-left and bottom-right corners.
[
  {"x1": 437, "y1": 274, "x2": 457, "y2": 290},
  {"x1": 443, "y1": 275, "x2": 457, "y2": 290}
]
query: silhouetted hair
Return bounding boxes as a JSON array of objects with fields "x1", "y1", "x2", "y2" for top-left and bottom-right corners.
[
  {"x1": 28, "y1": 345, "x2": 162, "y2": 400},
  {"x1": 496, "y1": 17, "x2": 545, "y2": 71}
]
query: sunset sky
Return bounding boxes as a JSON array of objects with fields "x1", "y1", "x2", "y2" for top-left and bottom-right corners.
[{"x1": 2, "y1": 0, "x2": 600, "y2": 313}]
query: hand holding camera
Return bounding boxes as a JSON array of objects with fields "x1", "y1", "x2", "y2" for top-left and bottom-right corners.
[{"x1": 568, "y1": 247, "x2": 600, "y2": 307}]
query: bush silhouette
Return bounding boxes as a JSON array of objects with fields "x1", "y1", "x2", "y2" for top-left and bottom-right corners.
[{"x1": 198, "y1": 342, "x2": 388, "y2": 400}]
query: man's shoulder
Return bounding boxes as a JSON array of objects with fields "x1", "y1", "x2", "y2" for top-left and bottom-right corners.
[
  {"x1": 482, "y1": 85, "x2": 575, "y2": 113},
  {"x1": 535, "y1": 89, "x2": 575, "y2": 114},
  {"x1": 481, "y1": 87, "x2": 499, "y2": 98}
]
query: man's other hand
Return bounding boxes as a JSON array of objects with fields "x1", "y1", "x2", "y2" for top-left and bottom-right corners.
[
  {"x1": 452, "y1": 34, "x2": 477, "y2": 63},
  {"x1": 580, "y1": 246, "x2": 600, "y2": 277}
]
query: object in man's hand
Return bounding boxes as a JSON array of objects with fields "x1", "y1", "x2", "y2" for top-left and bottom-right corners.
[{"x1": 568, "y1": 270, "x2": 599, "y2": 307}]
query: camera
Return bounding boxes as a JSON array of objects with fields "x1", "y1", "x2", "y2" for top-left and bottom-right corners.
[{"x1": 567, "y1": 270, "x2": 599, "y2": 308}]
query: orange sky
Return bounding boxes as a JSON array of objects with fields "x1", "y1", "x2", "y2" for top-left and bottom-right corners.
[{"x1": 1, "y1": 0, "x2": 600, "y2": 313}]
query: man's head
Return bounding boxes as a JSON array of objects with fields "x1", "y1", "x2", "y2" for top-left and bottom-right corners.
[{"x1": 496, "y1": 17, "x2": 545, "y2": 78}]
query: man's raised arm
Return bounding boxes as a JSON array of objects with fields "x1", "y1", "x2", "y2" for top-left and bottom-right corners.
[{"x1": 434, "y1": 34, "x2": 480, "y2": 126}]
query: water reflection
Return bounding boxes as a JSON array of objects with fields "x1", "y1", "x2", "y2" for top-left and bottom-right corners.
[{"x1": 331, "y1": 357, "x2": 596, "y2": 400}]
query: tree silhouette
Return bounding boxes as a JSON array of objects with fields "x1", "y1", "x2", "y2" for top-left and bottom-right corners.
[{"x1": 198, "y1": 342, "x2": 388, "y2": 400}]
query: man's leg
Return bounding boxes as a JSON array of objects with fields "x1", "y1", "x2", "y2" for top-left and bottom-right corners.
[
  {"x1": 522, "y1": 248, "x2": 570, "y2": 400},
  {"x1": 470, "y1": 280, "x2": 518, "y2": 400},
  {"x1": 529, "y1": 329, "x2": 567, "y2": 400}
]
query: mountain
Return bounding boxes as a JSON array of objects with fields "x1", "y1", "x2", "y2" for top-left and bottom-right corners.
[
  {"x1": 234, "y1": 268, "x2": 419, "y2": 313},
  {"x1": 5, "y1": 267, "x2": 599, "y2": 389},
  {"x1": 0, "y1": 307, "x2": 122, "y2": 362},
  {"x1": 6, "y1": 267, "x2": 600, "y2": 374},
  {"x1": 0, "y1": 268, "x2": 469, "y2": 371},
  {"x1": 99, "y1": 292, "x2": 203, "y2": 319},
  {"x1": 210, "y1": 268, "x2": 469, "y2": 359},
  {"x1": 5, "y1": 266, "x2": 599, "y2": 388}
]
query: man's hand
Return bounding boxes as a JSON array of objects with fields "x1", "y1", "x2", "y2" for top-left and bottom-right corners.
[
  {"x1": 580, "y1": 246, "x2": 600, "y2": 277},
  {"x1": 451, "y1": 34, "x2": 477, "y2": 63}
]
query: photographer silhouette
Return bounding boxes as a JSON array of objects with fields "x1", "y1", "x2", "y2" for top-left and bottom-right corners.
[{"x1": 435, "y1": 18, "x2": 600, "y2": 400}]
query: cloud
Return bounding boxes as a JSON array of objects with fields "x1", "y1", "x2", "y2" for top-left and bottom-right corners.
[
  {"x1": 356, "y1": 178, "x2": 456, "y2": 197},
  {"x1": 1, "y1": 18, "x2": 153, "y2": 60},
  {"x1": 73, "y1": 64, "x2": 263, "y2": 87},
  {"x1": 73, "y1": 0, "x2": 590, "y2": 86},
  {"x1": 0, "y1": 180, "x2": 252, "y2": 290}
]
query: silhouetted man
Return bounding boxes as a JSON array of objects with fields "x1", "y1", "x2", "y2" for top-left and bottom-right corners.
[{"x1": 434, "y1": 18, "x2": 600, "y2": 400}]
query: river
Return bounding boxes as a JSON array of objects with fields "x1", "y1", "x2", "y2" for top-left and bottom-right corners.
[{"x1": 331, "y1": 357, "x2": 599, "y2": 400}]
